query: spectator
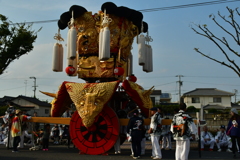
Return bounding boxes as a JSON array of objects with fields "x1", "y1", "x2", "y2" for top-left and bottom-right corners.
[
  {"x1": 114, "y1": 136, "x2": 121, "y2": 154},
  {"x1": 161, "y1": 118, "x2": 172, "y2": 150},
  {"x1": 130, "y1": 109, "x2": 146, "y2": 156},
  {"x1": 148, "y1": 107, "x2": 162, "y2": 160},
  {"x1": 215, "y1": 125, "x2": 232, "y2": 152},
  {"x1": 60, "y1": 125, "x2": 69, "y2": 144},
  {"x1": 0, "y1": 123, "x2": 6, "y2": 144},
  {"x1": 11, "y1": 109, "x2": 31, "y2": 152},
  {"x1": 42, "y1": 124, "x2": 50, "y2": 151},
  {"x1": 0, "y1": 102, "x2": 15, "y2": 124},
  {"x1": 170, "y1": 103, "x2": 197, "y2": 160},
  {"x1": 36, "y1": 129, "x2": 43, "y2": 146},
  {"x1": 6, "y1": 102, "x2": 15, "y2": 119},
  {"x1": 200, "y1": 126, "x2": 215, "y2": 151},
  {"x1": 18, "y1": 110, "x2": 29, "y2": 148},
  {"x1": 127, "y1": 110, "x2": 144, "y2": 159},
  {"x1": 139, "y1": 109, "x2": 146, "y2": 156},
  {"x1": 62, "y1": 108, "x2": 71, "y2": 117},
  {"x1": 226, "y1": 108, "x2": 240, "y2": 158},
  {"x1": 51, "y1": 124, "x2": 60, "y2": 144}
]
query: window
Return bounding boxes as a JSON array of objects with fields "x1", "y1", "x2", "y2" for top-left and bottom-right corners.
[
  {"x1": 192, "y1": 97, "x2": 200, "y2": 103},
  {"x1": 213, "y1": 97, "x2": 221, "y2": 103},
  {"x1": 45, "y1": 109, "x2": 49, "y2": 114}
]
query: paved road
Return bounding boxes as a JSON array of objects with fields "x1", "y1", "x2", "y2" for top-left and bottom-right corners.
[{"x1": 0, "y1": 142, "x2": 239, "y2": 160}]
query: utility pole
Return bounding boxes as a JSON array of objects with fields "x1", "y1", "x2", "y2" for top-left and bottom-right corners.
[
  {"x1": 29, "y1": 77, "x2": 37, "y2": 98},
  {"x1": 176, "y1": 75, "x2": 183, "y2": 103}
]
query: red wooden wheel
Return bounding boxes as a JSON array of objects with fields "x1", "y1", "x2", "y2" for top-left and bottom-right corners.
[{"x1": 70, "y1": 106, "x2": 120, "y2": 155}]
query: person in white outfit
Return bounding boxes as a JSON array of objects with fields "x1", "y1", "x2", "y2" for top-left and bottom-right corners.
[
  {"x1": 50, "y1": 124, "x2": 61, "y2": 144},
  {"x1": 170, "y1": 103, "x2": 197, "y2": 160},
  {"x1": 200, "y1": 126, "x2": 215, "y2": 151},
  {"x1": 18, "y1": 130, "x2": 33, "y2": 148},
  {"x1": 0, "y1": 123, "x2": 7, "y2": 144},
  {"x1": 215, "y1": 125, "x2": 232, "y2": 152},
  {"x1": 148, "y1": 107, "x2": 162, "y2": 160},
  {"x1": 161, "y1": 119, "x2": 172, "y2": 150},
  {"x1": 114, "y1": 136, "x2": 121, "y2": 154}
]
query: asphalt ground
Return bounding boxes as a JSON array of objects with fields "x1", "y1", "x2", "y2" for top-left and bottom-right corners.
[{"x1": 0, "y1": 141, "x2": 239, "y2": 160}]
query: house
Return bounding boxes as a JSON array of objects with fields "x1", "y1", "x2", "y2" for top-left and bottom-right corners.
[
  {"x1": 160, "y1": 93, "x2": 172, "y2": 103},
  {"x1": 0, "y1": 95, "x2": 51, "y2": 117},
  {"x1": 150, "y1": 90, "x2": 161, "y2": 105},
  {"x1": 182, "y1": 88, "x2": 234, "y2": 110}
]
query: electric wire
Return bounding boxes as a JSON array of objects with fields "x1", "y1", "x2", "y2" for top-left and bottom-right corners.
[{"x1": 8, "y1": 0, "x2": 240, "y2": 25}]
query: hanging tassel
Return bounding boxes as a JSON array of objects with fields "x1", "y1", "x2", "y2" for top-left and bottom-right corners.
[
  {"x1": 52, "y1": 29, "x2": 64, "y2": 72},
  {"x1": 52, "y1": 43, "x2": 63, "y2": 72},
  {"x1": 143, "y1": 44, "x2": 149, "y2": 72},
  {"x1": 99, "y1": 9, "x2": 111, "y2": 61},
  {"x1": 143, "y1": 30, "x2": 153, "y2": 72},
  {"x1": 67, "y1": 11, "x2": 77, "y2": 60},
  {"x1": 149, "y1": 45, "x2": 153, "y2": 72},
  {"x1": 138, "y1": 34, "x2": 146, "y2": 66},
  {"x1": 99, "y1": 28, "x2": 103, "y2": 59},
  {"x1": 99, "y1": 26, "x2": 110, "y2": 61}
]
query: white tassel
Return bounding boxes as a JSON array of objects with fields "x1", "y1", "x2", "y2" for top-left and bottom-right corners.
[
  {"x1": 67, "y1": 27, "x2": 77, "y2": 60},
  {"x1": 99, "y1": 28, "x2": 103, "y2": 59},
  {"x1": 143, "y1": 44, "x2": 149, "y2": 72},
  {"x1": 52, "y1": 43, "x2": 63, "y2": 72},
  {"x1": 99, "y1": 27, "x2": 110, "y2": 61},
  {"x1": 138, "y1": 34, "x2": 146, "y2": 66},
  {"x1": 149, "y1": 45, "x2": 153, "y2": 72}
]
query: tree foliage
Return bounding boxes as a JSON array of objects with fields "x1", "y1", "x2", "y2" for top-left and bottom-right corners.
[
  {"x1": 0, "y1": 14, "x2": 41, "y2": 75},
  {"x1": 155, "y1": 104, "x2": 179, "y2": 116},
  {"x1": 191, "y1": 7, "x2": 240, "y2": 77},
  {"x1": 186, "y1": 106, "x2": 199, "y2": 113}
]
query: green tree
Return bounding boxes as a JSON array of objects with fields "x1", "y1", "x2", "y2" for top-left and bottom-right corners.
[
  {"x1": 0, "y1": 14, "x2": 41, "y2": 75},
  {"x1": 207, "y1": 108, "x2": 218, "y2": 114},
  {"x1": 156, "y1": 104, "x2": 179, "y2": 116},
  {"x1": 191, "y1": 7, "x2": 240, "y2": 77},
  {"x1": 186, "y1": 106, "x2": 198, "y2": 113}
]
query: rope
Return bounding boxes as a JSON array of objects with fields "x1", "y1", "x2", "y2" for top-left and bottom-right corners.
[{"x1": 53, "y1": 29, "x2": 64, "y2": 42}]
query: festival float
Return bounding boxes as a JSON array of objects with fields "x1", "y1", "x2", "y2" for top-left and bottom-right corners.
[{"x1": 36, "y1": 2, "x2": 154, "y2": 155}]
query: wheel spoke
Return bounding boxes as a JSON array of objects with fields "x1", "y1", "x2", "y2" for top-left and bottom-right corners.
[
  {"x1": 98, "y1": 124, "x2": 107, "y2": 130},
  {"x1": 70, "y1": 106, "x2": 120, "y2": 155},
  {"x1": 96, "y1": 130, "x2": 106, "y2": 139},
  {"x1": 80, "y1": 126, "x2": 88, "y2": 132},
  {"x1": 83, "y1": 132, "x2": 91, "y2": 141},
  {"x1": 92, "y1": 132, "x2": 97, "y2": 142},
  {"x1": 96, "y1": 116, "x2": 104, "y2": 125}
]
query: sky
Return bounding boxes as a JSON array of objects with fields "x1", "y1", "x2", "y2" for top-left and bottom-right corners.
[{"x1": 0, "y1": 0, "x2": 240, "y2": 103}]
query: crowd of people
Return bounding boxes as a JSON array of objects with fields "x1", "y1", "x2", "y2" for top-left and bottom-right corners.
[
  {"x1": 200, "y1": 108, "x2": 240, "y2": 158},
  {"x1": 126, "y1": 103, "x2": 240, "y2": 160},
  {"x1": 0, "y1": 102, "x2": 71, "y2": 152},
  {"x1": 1, "y1": 101, "x2": 240, "y2": 160}
]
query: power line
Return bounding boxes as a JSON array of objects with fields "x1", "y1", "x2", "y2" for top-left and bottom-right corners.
[
  {"x1": 138, "y1": 0, "x2": 239, "y2": 12},
  {"x1": 9, "y1": 0, "x2": 240, "y2": 25},
  {"x1": 0, "y1": 85, "x2": 26, "y2": 92}
]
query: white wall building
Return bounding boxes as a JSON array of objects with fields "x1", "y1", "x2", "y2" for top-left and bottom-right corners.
[
  {"x1": 150, "y1": 90, "x2": 161, "y2": 105},
  {"x1": 182, "y1": 88, "x2": 234, "y2": 110},
  {"x1": 11, "y1": 95, "x2": 51, "y2": 117}
]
